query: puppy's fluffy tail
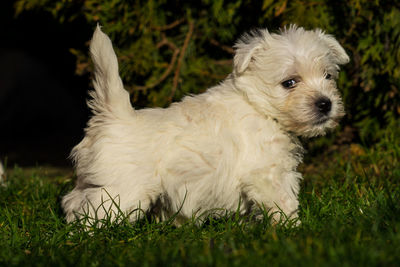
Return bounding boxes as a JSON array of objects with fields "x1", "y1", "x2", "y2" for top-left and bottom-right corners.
[{"x1": 88, "y1": 25, "x2": 133, "y2": 117}]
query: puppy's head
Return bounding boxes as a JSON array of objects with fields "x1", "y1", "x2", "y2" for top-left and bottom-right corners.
[{"x1": 233, "y1": 25, "x2": 349, "y2": 137}]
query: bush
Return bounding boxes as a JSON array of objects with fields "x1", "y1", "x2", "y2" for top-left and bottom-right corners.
[{"x1": 14, "y1": 0, "x2": 400, "y2": 141}]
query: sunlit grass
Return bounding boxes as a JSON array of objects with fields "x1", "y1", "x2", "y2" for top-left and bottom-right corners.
[{"x1": 0, "y1": 125, "x2": 399, "y2": 266}]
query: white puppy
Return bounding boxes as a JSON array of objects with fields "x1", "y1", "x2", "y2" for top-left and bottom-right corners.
[{"x1": 62, "y1": 25, "x2": 349, "y2": 225}]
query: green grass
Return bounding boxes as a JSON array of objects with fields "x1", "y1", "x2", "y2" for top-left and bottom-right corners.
[{"x1": 1, "y1": 126, "x2": 399, "y2": 266}]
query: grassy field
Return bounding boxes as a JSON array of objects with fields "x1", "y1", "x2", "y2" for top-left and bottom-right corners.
[{"x1": 1, "y1": 126, "x2": 399, "y2": 266}]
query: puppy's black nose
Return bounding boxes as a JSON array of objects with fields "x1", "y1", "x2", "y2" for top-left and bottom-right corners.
[{"x1": 315, "y1": 97, "x2": 332, "y2": 115}]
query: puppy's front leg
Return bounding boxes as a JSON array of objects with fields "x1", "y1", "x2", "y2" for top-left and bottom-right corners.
[{"x1": 242, "y1": 168, "x2": 301, "y2": 223}]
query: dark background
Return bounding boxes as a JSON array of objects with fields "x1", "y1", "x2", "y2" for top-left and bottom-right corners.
[
  {"x1": 0, "y1": 2, "x2": 92, "y2": 166},
  {"x1": 2, "y1": 1, "x2": 399, "y2": 167}
]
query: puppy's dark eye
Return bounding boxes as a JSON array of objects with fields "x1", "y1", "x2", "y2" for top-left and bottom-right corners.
[
  {"x1": 281, "y1": 79, "x2": 297, "y2": 89},
  {"x1": 325, "y1": 73, "x2": 332, "y2": 80}
]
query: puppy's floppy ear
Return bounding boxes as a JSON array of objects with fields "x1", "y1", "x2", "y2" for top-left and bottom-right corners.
[
  {"x1": 316, "y1": 30, "x2": 350, "y2": 65},
  {"x1": 233, "y1": 30, "x2": 266, "y2": 74}
]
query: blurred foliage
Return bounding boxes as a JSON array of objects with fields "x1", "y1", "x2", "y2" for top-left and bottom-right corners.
[{"x1": 15, "y1": 0, "x2": 400, "y2": 143}]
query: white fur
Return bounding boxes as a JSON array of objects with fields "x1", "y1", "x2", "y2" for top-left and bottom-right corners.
[
  {"x1": 0, "y1": 162, "x2": 4, "y2": 184},
  {"x1": 62, "y1": 25, "x2": 349, "y2": 225}
]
